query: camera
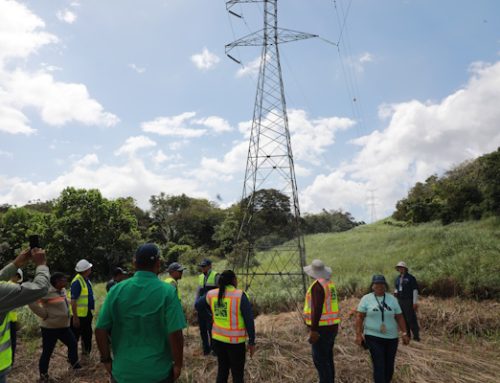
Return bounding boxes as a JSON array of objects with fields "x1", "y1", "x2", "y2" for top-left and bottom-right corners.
[{"x1": 29, "y1": 235, "x2": 40, "y2": 249}]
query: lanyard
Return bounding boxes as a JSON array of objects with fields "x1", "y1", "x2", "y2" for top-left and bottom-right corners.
[{"x1": 374, "y1": 293, "x2": 386, "y2": 322}]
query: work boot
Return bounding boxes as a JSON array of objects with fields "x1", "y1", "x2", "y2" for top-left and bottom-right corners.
[{"x1": 39, "y1": 373, "x2": 50, "y2": 383}]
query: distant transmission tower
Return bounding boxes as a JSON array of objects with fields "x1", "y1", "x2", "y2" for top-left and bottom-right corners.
[{"x1": 225, "y1": 0, "x2": 318, "y2": 297}]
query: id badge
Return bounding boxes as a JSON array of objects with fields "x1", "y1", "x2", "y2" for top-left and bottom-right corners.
[{"x1": 380, "y1": 323, "x2": 387, "y2": 334}]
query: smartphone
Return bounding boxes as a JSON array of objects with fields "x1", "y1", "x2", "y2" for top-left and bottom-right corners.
[{"x1": 29, "y1": 235, "x2": 40, "y2": 249}]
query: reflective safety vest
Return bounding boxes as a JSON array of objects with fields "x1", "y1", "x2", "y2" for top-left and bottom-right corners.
[
  {"x1": 71, "y1": 274, "x2": 90, "y2": 317},
  {"x1": 164, "y1": 277, "x2": 181, "y2": 302},
  {"x1": 304, "y1": 279, "x2": 340, "y2": 326},
  {"x1": 206, "y1": 286, "x2": 247, "y2": 344},
  {"x1": 0, "y1": 315, "x2": 12, "y2": 373},
  {"x1": 7, "y1": 311, "x2": 17, "y2": 323},
  {"x1": 198, "y1": 269, "x2": 218, "y2": 291}
]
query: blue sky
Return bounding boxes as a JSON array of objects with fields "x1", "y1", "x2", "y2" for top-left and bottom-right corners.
[{"x1": 0, "y1": 0, "x2": 499, "y2": 222}]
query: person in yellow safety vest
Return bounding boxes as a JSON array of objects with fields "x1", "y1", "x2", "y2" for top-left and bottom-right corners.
[
  {"x1": 206, "y1": 270, "x2": 255, "y2": 383},
  {"x1": 70, "y1": 259, "x2": 95, "y2": 356},
  {"x1": 0, "y1": 248, "x2": 50, "y2": 383},
  {"x1": 194, "y1": 258, "x2": 219, "y2": 355},
  {"x1": 7, "y1": 270, "x2": 23, "y2": 366},
  {"x1": 303, "y1": 259, "x2": 341, "y2": 383},
  {"x1": 164, "y1": 262, "x2": 186, "y2": 302}
]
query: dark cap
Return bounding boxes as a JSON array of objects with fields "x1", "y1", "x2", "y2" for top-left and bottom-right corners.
[
  {"x1": 112, "y1": 267, "x2": 129, "y2": 277},
  {"x1": 167, "y1": 262, "x2": 186, "y2": 272},
  {"x1": 135, "y1": 243, "x2": 160, "y2": 267},
  {"x1": 198, "y1": 258, "x2": 212, "y2": 267},
  {"x1": 371, "y1": 274, "x2": 387, "y2": 284}
]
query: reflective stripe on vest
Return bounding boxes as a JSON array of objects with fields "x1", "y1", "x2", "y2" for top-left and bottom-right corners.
[
  {"x1": 303, "y1": 279, "x2": 340, "y2": 326},
  {"x1": 198, "y1": 269, "x2": 217, "y2": 289},
  {"x1": 0, "y1": 315, "x2": 12, "y2": 372},
  {"x1": 207, "y1": 287, "x2": 247, "y2": 344},
  {"x1": 71, "y1": 274, "x2": 89, "y2": 317}
]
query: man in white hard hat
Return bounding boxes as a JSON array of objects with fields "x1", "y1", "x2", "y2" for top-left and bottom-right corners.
[
  {"x1": 70, "y1": 259, "x2": 95, "y2": 356},
  {"x1": 394, "y1": 261, "x2": 420, "y2": 341}
]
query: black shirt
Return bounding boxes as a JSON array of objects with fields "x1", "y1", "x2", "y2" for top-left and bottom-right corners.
[{"x1": 394, "y1": 272, "x2": 418, "y2": 300}]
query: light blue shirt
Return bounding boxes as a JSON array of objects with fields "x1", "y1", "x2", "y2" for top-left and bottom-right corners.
[{"x1": 357, "y1": 293, "x2": 402, "y2": 339}]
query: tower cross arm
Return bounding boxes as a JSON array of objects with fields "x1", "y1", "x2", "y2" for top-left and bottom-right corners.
[
  {"x1": 225, "y1": 28, "x2": 318, "y2": 55},
  {"x1": 226, "y1": 0, "x2": 265, "y2": 11}
]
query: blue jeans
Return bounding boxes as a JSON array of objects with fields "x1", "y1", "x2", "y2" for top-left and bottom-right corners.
[
  {"x1": 365, "y1": 335, "x2": 399, "y2": 383},
  {"x1": 0, "y1": 370, "x2": 7, "y2": 383},
  {"x1": 311, "y1": 326, "x2": 338, "y2": 383}
]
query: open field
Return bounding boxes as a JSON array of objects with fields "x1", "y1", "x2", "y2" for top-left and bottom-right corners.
[{"x1": 8, "y1": 297, "x2": 500, "y2": 383}]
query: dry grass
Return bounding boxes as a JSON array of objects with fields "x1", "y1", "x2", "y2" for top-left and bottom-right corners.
[{"x1": 9, "y1": 297, "x2": 500, "y2": 383}]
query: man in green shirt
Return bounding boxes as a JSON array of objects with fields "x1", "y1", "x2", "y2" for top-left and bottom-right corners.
[{"x1": 95, "y1": 244, "x2": 186, "y2": 383}]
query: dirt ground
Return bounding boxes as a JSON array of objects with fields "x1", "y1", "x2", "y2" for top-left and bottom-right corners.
[{"x1": 8, "y1": 297, "x2": 500, "y2": 383}]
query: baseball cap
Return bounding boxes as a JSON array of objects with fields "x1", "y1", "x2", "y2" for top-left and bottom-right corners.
[
  {"x1": 167, "y1": 262, "x2": 186, "y2": 272},
  {"x1": 371, "y1": 274, "x2": 387, "y2": 284},
  {"x1": 198, "y1": 258, "x2": 212, "y2": 267},
  {"x1": 135, "y1": 243, "x2": 160, "y2": 266},
  {"x1": 112, "y1": 267, "x2": 129, "y2": 277}
]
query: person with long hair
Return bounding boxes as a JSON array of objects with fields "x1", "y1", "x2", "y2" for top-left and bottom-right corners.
[
  {"x1": 206, "y1": 270, "x2": 255, "y2": 383},
  {"x1": 355, "y1": 275, "x2": 410, "y2": 383}
]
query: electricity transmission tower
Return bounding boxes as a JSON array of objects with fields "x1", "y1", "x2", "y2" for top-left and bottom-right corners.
[{"x1": 225, "y1": 0, "x2": 318, "y2": 297}]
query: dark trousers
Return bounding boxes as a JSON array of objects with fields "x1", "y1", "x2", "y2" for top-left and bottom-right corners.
[
  {"x1": 111, "y1": 372, "x2": 173, "y2": 383},
  {"x1": 311, "y1": 326, "x2": 338, "y2": 383},
  {"x1": 213, "y1": 340, "x2": 246, "y2": 383},
  {"x1": 398, "y1": 298, "x2": 420, "y2": 340},
  {"x1": 70, "y1": 313, "x2": 93, "y2": 354},
  {"x1": 40, "y1": 327, "x2": 79, "y2": 375},
  {"x1": 365, "y1": 335, "x2": 399, "y2": 383},
  {"x1": 10, "y1": 326, "x2": 17, "y2": 365},
  {"x1": 195, "y1": 296, "x2": 213, "y2": 354}
]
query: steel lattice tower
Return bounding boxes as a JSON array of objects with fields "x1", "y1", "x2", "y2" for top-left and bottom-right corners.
[{"x1": 226, "y1": 0, "x2": 317, "y2": 297}]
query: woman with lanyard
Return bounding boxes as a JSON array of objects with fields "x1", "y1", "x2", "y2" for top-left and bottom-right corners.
[
  {"x1": 355, "y1": 275, "x2": 410, "y2": 383},
  {"x1": 205, "y1": 270, "x2": 256, "y2": 383}
]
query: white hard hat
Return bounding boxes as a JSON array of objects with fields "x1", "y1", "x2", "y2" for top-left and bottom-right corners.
[
  {"x1": 16, "y1": 269, "x2": 23, "y2": 282},
  {"x1": 395, "y1": 261, "x2": 408, "y2": 269},
  {"x1": 75, "y1": 259, "x2": 93, "y2": 272}
]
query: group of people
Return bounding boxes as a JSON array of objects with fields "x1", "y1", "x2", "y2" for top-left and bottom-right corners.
[{"x1": 0, "y1": 243, "x2": 420, "y2": 383}]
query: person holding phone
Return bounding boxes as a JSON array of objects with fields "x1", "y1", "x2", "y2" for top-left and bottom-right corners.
[
  {"x1": 0, "y1": 245, "x2": 50, "y2": 383},
  {"x1": 355, "y1": 275, "x2": 410, "y2": 383}
]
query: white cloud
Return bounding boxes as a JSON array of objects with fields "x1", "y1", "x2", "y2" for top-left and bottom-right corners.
[
  {"x1": 5, "y1": 70, "x2": 119, "y2": 127},
  {"x1": 236, "y1": 55, "x2": 261, "y2": 78},
  {"x1": 194, "y1": 116, "x2": 233, "y2": 133},
  {"x1": 193, "y1": 108, "x2": 354, "y2": 184},
  {"x1": 56, "y1": 9, "x2": 77, "y2": 24},
  {"x1": 0, "y1": 0, "x2": 119, "y2": 135},
  {"x1": 128, "y1": 63, "x2": 146, "y2": 74},
  {"x1": 302, "y1": 60, "x2": 500, "y2": 218},
  {"x1": 115, "y1": 136, "x2": 156, "y2": 157},
  {"x1": 0, "y1": 156, "x2": 204, "y2": 209},
  {"x1": 0, "y1": 0, "x2": 58, "y2": 63},
  {"x1": 142, "y1": 112, "x2": 206, "y2": 138},
  {"x1": 359, "y1": 52, "x2": 374, "y2": 63},
  {"x1": 191, "y1": 48, "x2": 220, "y2": 71},
  {"x1": 288, "y1": 109, "x2": 355, "y2": 165},
  {"x1": 74, "y1": 153, "x2": 99, "y2": 167}
]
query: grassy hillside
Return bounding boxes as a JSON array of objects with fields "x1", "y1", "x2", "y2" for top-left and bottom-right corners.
[{"x1": 303, "y1": 217, "x2": 500, "y2": 299}]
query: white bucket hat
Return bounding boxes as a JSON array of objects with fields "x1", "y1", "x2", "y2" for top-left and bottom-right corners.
[
  {"x1": 395, "y1": 261, "x2": 408, "y2": 270},
  {"x1": 75, "y1": 259, "x2": 93, "y2": 272},
  {"x1": 303, "y1": 259, "x2": 332, "y2": 280}
]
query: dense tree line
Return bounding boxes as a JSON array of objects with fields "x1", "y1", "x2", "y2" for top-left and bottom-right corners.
[
  {"x1": 393, "y1": 148, "x2": 500, "y2": 224},
  {"x1": 0, "y1": 187, "x2": 361, "y2": 279}
]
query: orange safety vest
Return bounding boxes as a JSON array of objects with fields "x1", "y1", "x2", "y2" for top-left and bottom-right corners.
[
  {"x1": 303, "y1": 278, "x2": 340, "y2": 326},
  {"x1": 206, "y1": 286, "x2": 247, "y2": 344}
]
